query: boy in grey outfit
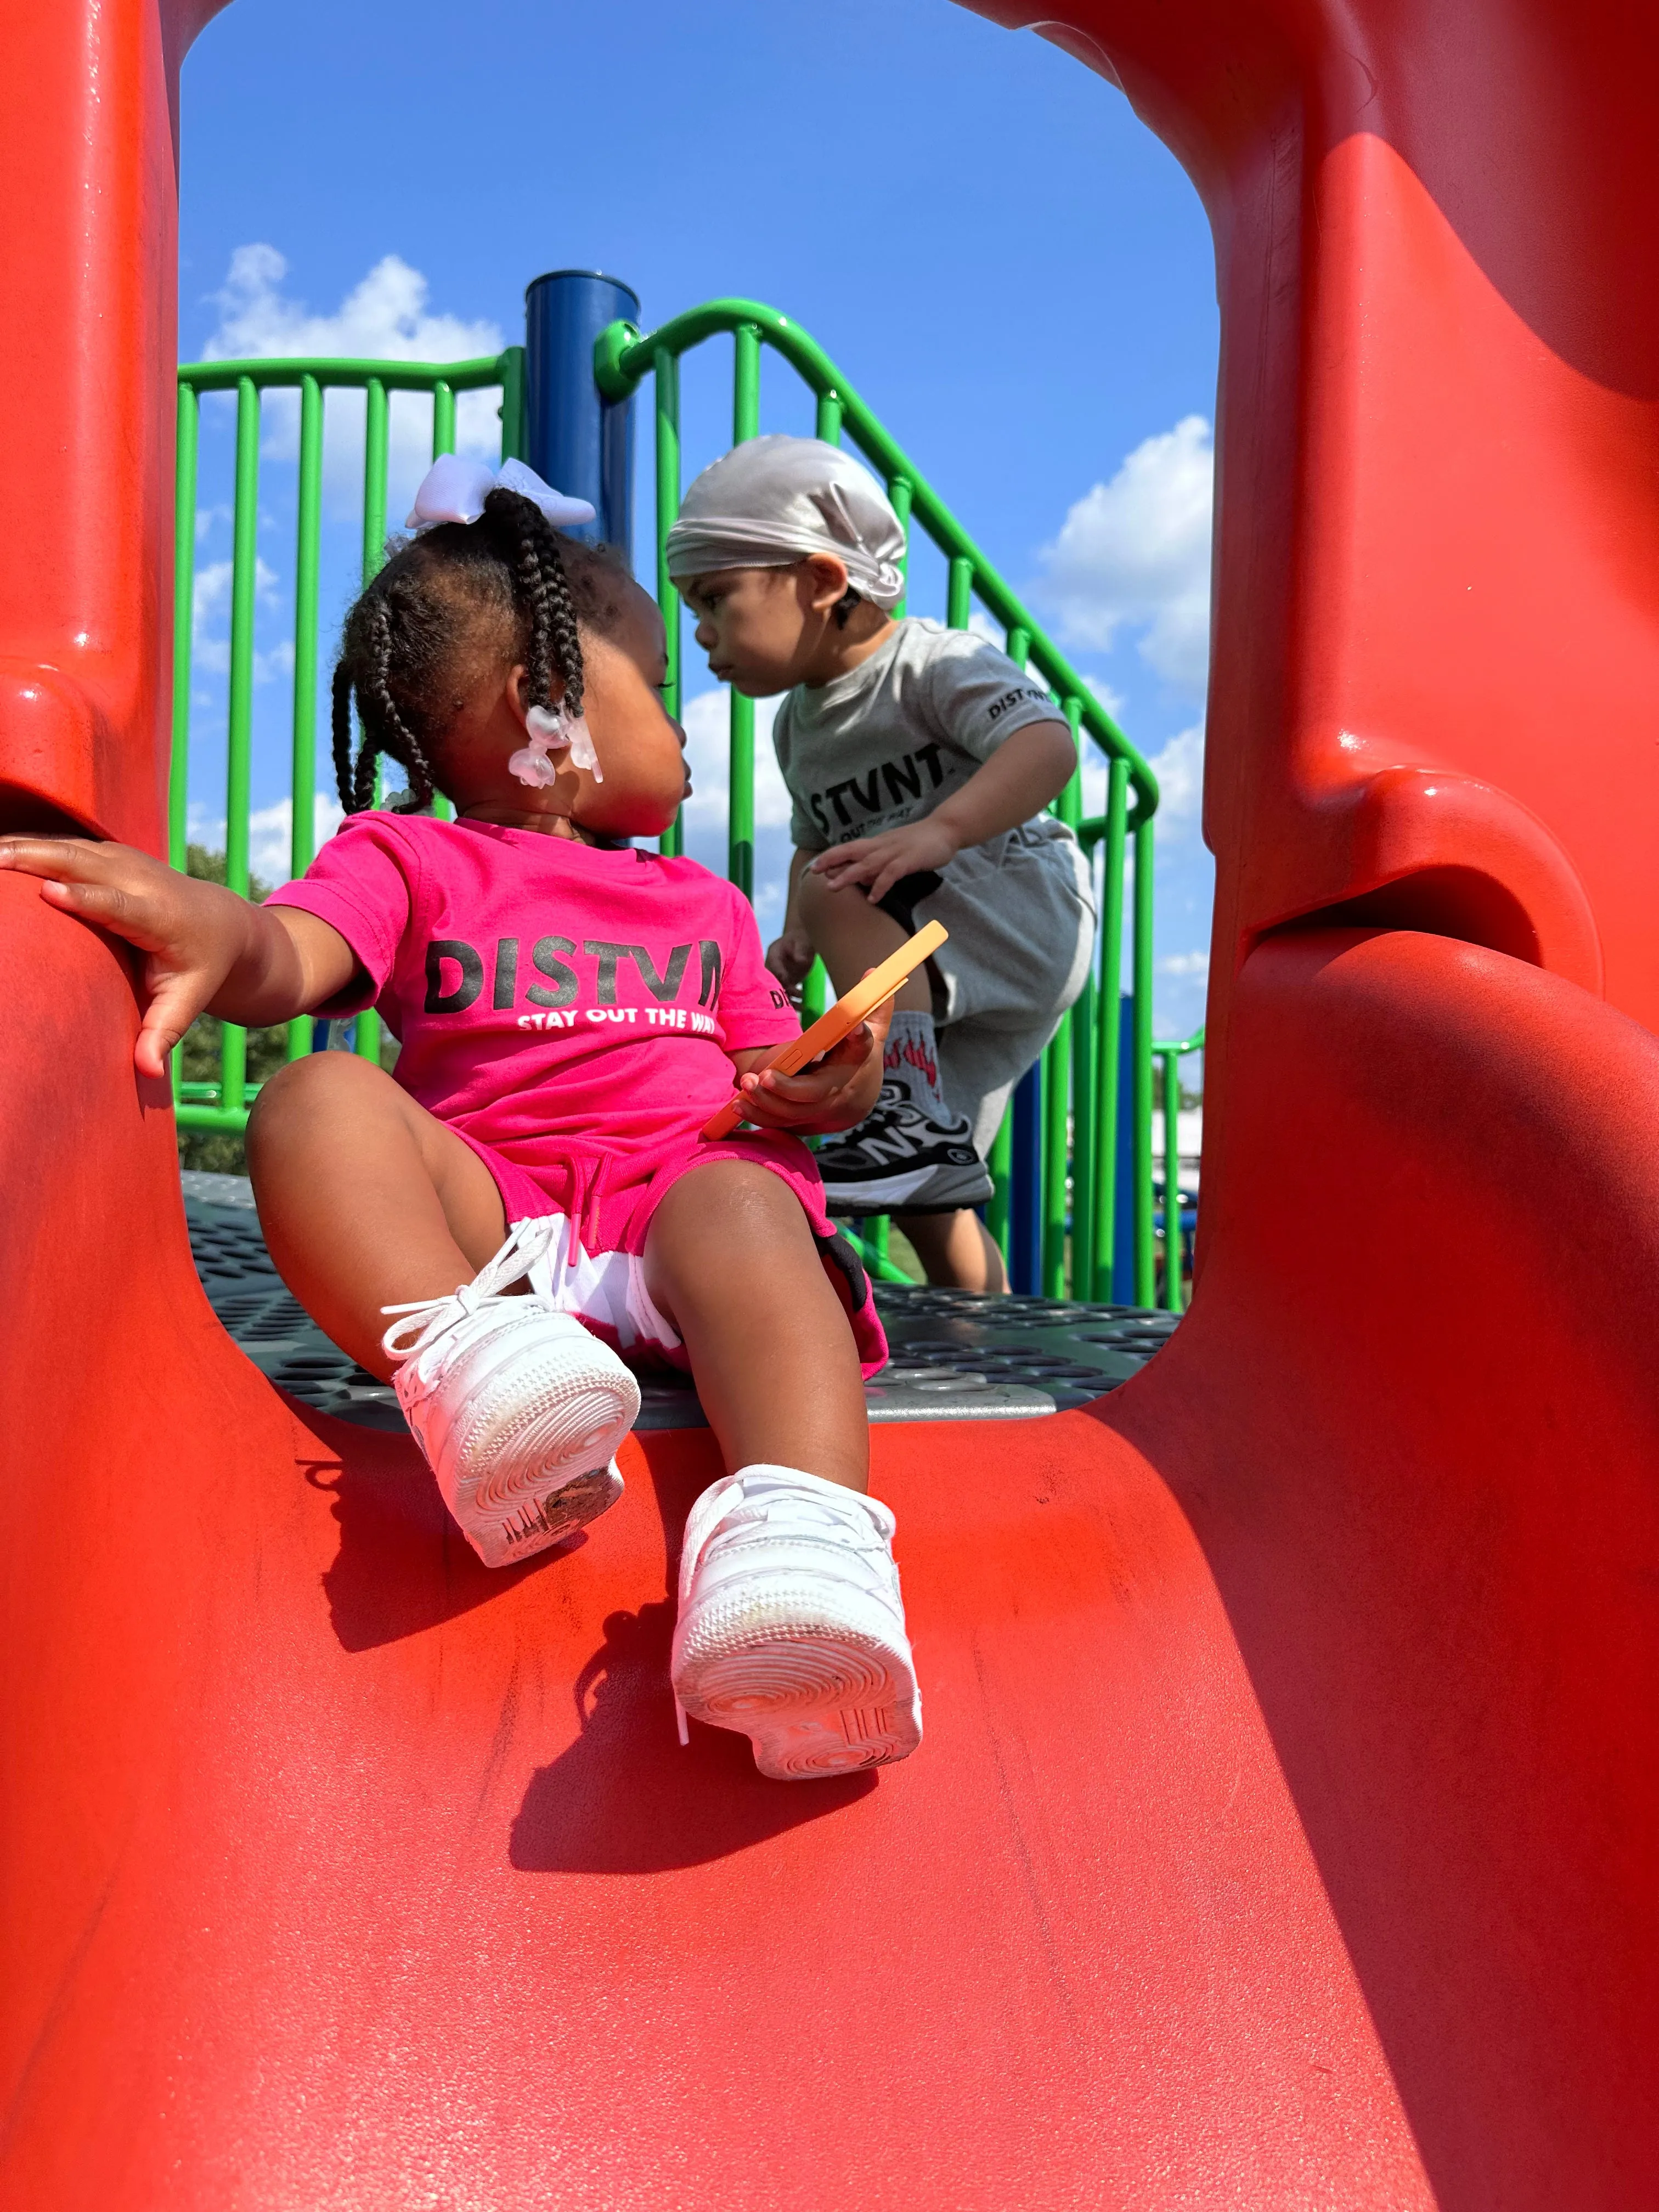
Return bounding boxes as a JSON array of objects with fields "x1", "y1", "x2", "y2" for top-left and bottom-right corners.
[{"x1": 668, "y1": 435, "x2": 1094, "y2": 1294}]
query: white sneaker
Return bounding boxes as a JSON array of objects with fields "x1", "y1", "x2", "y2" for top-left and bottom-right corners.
[
  {"x1": 381, "y1": 1218, "x2": 640, "y2": 1570},
  {"x1": 670, "y1": 1465, "x2": 923, "y2": 1780}
]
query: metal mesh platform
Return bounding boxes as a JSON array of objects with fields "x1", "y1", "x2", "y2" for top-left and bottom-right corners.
[{"x1": 183, "y1": 1172, "x2": 1178, "y2": 1430}]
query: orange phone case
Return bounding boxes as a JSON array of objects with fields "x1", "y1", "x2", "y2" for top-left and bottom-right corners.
[{"x1": 700, "y1": 919, "x2": 949, "y2": 1140}]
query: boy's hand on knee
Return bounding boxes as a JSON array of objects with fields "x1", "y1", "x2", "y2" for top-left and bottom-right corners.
[
  {"x1": 808, "y1": 819, "x2": 961, "y2": 906},
  {"x1": 734, "y1": 998, "x2": 892, "y2": 1135},
  {"x1": 764, "y1": 925, "x2": 816, "y2": 995}
]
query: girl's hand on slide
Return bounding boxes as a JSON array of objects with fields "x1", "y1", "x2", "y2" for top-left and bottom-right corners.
[
  {"x1": 0, "y1": 837, "x2": 257, "y2": 1079},
  {"x1": 808, "y1": 817, "x2": 961, "y2": 906},
  {"x1": 735, "y1": 996, "x2": 893, "y2": 1135}
]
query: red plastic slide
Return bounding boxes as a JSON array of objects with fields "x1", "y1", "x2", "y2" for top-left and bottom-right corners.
[{"x1": 3, "y1": 3, "x2": 1656, "y2": 2204}]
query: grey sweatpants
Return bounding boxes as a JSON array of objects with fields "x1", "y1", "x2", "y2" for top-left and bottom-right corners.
[{"x1": 908, "y1": 819, "x2": 1096, "y2": 1160}]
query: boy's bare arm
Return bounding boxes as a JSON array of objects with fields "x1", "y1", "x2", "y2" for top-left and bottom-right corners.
[
  {"x1": 764, "y1": 845, "x2": 820, "y2": 990},
  {"x1": 0, "y1": 838, "x2": 359, "y2": 1077},
  {"x1": 806, "y1": 719, "x2": 1079, "y2": 904}
]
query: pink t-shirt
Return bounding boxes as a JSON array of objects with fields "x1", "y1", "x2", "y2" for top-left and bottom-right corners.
[{"x1": 267, "y1": 812, "x2": 811, "y2": 1254}]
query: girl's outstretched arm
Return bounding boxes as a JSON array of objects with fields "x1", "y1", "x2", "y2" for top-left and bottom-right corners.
[{"x1": 0, "y1": 837, "x2": 357, "y2": 1078}]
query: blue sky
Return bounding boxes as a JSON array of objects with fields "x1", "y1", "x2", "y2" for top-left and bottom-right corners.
[{"x1": 178, "y1": 0, "x2": 1218, "y2": 1035}]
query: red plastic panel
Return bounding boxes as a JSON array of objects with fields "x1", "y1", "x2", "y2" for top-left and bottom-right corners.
[
  {"x1": 1131, "y1": 928, "x2": 1659, "y2": 2207},
  {"x1": 975, "y1": 0, "x2": 1659, "y2": 1133},
  {"x1": 0, "y1": 2, "x2": 218, "y2": 844}
]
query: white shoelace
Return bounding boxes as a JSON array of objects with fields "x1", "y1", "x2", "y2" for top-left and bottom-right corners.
[{"x1": 380, "y1": 1215, "x2": 561, "y2": 1367}]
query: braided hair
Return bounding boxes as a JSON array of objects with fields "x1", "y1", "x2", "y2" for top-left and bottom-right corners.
[{"x1": 330, "y1": 487, "x2": 628, "y2": 815}]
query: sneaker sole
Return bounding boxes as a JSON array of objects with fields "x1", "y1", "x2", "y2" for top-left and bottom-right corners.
[
  {"x1": 436, "y1": 1350, "x2": 640, "y2": 1568},
  {"x1": 674, "y1": 1611, "x2": 922, "y2": 1782},
  {"x1": 822, "y1": 1159, "x2": 994, "y2": 1214},
  {"x1": 469, "y1": 1459, "x2": 625, "y2": 1571}
]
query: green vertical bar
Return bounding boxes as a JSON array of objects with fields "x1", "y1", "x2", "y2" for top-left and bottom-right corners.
[
  {"x1": 362, "y1": 377, "x2": 389, "y2": 585},
  {"x1": 1040, "y1": 1018, "x2": 1070, "y2": 1297},
  {"x1": 655, "y1": 346, "x2": 684, "y2": 859},
  {"x1": 499, "y1": 345, "x2": 527, "y2": 462},
  {"x1": 867, "y1": 1215, "x2": 891, "y2": 1270},
  {"x1": 987, "y1": 1103, "x2": 1013, "y2": 1264},
  {"x1": 800, "y1": 956, "x2": 828, "y2": 1027},
  {"x1": 1070, "y1": 974, "x2": 1096, "y2": 1297},
  {"x1": 286, "y1": 374, "x2": 324, "y2": 1059},
  {"x1": 946, "y1": 555, "x2": 973, "y2": 630},
  {"x1": 221, "y1": 375, "x2": 261, "y2": 1116},
  {"x1": 170, "y1": 379, "x2": 199, "y2": 1107},
  {"x1": 426, "y1": 383, "x2": 459, "y2": 823},
  {"x1": 1006, "y1": 624, "x2": 1031, "y2": 669},
  {"x1": 291, "y1": 376, "x2": 324, "y2": 878},
  {"x1": 815, "y1": 390, "x2": 843, "y2": 445},
  {"x1": 1038, "y1": 698, "x2": 1087, "y2": 1295},
  {"x1": 356, "y1": 377, "x2": 390, "y2": 1066},
  {"x1": 1063, "y1": 710, "x2": 1090, "y2": 1295},
  {"x1": 1058, "y1": 699, "x2": 1084, "y2": 831},
  {"x1": 170, "y1": 380, "x2": 198, "y2": 878},
  {"x1": 1132, "y1": 814, "x2": 1156, "y2": 1306},
  {"x1": 1091, "y1": 760, "x2": 1129, "y2": 1300},
  {"x1": 728, "y1": 326, "x2": 761, "y2": 898},
  {"x1": 1162, "y1": 1049, "x2": 1185, "y2": 1313},
  {"x1": 432, "y1": 380, "x2": 456, "y2": 459},
  {"x1": 887, "y1": 477, "x2": 912, "y2": 617}
]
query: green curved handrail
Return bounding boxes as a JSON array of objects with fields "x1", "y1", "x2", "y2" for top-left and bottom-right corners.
[
  {"x1": 177, "y1": 353, "x2": 516, "y2": 394},
  {"x1": 595, "y1": 300, "x2": 1158, "y2": 819}
]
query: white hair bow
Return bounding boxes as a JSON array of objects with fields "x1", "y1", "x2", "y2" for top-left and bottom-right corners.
[{"x1": 405, "y1": 454, "x2": 596, "y2": 533}]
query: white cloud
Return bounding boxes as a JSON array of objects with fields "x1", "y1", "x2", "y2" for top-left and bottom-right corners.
[
  {"x1": 1147, "y1": 723, "x2": 1204, "y2": 830},
  {"x1": 188, "y1": 793, "x2": 346, "y2": 888},
  {"x1": 1085, "y1": 673, "x2": 1128, "y2": 724},
  {"x1": 1037, "y1": 415, "x2": 1214, "y2": 700},
  {"x1": 201, "y1": 246, "x2": 505, "y2": 518},
  {"x1": 191, "y1": 555, "x2": 291, "y2": 682},
  {"x1": 207, "y1": 244, "x2": 501, "y2": 370},
  {"x1": 678, "y1": 687, "x2": 794, "y2": 837},
  {"x1": 1158, "y1": 949, "x2": 1209, "y2": 980}
]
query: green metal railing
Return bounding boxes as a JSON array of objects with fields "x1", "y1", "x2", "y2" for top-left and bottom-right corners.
[
  {"x1": 170, "y1": 348, "x2": 526, "y2": 1130},
  {"x1": 596, "y1": 300, "x2": 1164, "y2": 1303},
  {"x1": 169, "y1": 302, "x2": 1192, "y2": 1308},
  {"x1": 1153, "y1": 1026, "x2": 1204, "y2": 1314}
]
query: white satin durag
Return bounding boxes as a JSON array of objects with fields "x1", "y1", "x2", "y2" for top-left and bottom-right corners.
[{"x1": 664, "y1": 435, "x2": 907, "y2": 608}]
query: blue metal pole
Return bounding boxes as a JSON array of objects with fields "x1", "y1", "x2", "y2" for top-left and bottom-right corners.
[
  {"x1": 523, "y1": 270, "x2": 639, "y2": 555},
  {"x1": 1009, "y1": 1063, "x2": 1042, "y2": 1295}
]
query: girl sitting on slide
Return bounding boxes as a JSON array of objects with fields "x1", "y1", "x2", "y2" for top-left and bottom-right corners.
[{"x1": 0, "y1": 457, "x2": 922, "y2": 1783}]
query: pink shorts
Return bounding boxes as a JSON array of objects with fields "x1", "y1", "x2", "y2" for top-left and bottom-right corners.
[{"x1": 456, "y1": 1126, "x2": 889, "y2": 1381}]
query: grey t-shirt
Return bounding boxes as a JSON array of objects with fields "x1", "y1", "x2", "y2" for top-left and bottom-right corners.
[{"x1": 771, "y1": 617, "x2": 1070, "y2": 850}]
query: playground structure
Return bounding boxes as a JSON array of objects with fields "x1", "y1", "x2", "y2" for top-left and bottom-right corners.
[
  {"x1": 166, "y1": 297, "x2": 1180, "y2": 1307},
  {"x1": 3, "y1": 2, "x2": 1658, "y2": 2207}
]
